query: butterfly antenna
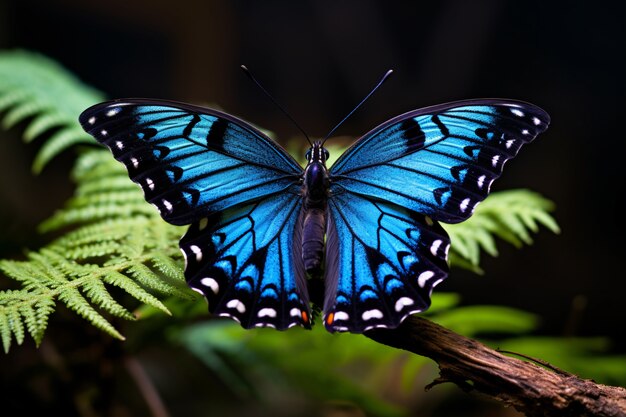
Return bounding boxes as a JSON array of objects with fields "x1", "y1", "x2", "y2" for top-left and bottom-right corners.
[
  {"x1": 241, "y1": 65, "x2": 312, "y2": 146},
  {"x1": 322, "y1": 69, "x2": 393, "y2": 145}
]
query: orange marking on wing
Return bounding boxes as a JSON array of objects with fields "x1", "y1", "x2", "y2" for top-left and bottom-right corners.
[
  {"x1": 302, "y1": 310, "x2": 309, "y2": 323},
  {"x1": 326, "y1": 312, "x2": 334, "y2": 325}
]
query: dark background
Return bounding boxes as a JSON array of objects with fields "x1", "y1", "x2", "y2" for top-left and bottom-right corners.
[{"x1": 0, "y1": 0, "x2": 624, "y2": 361}]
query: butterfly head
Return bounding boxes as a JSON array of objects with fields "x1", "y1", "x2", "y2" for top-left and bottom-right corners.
[
  {"x1": 303, "y1": 141, "x2": 330, "y2": 206},
  {"x1": 305, "y1": 141, "x2": 330, "y2": 165}
]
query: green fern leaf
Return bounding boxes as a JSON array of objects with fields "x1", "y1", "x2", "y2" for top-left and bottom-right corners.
[
  {"x1": 23, "y1": 111, "x2": 68, "y2": 141},
  {"x1": 32, "y1": 126, "x2": 95, "y2": 173},
  {"x1": 57, "y1": 286, "x2": 125, "y2": 340},
  {"x1": 102, "y1": 271, "x2": 171, "y2": 316},
  {"x1": 0, "y1": 50, "x2": 104, "y2": 172}
]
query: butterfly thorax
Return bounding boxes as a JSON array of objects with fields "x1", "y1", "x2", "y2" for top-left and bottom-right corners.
[{"x1": 302, "y1": 142, "x2": 330, "y2": 274}]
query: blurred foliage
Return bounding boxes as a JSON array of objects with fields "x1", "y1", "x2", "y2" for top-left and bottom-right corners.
[
  {"x1": 0, "y1": 49, "x2": 623, "y2": 416},
  {"x1": 0, "y1": 50, "x2": 103, "y2": 173}
]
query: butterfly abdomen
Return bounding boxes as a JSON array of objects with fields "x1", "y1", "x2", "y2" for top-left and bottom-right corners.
[{"x1": 302, "y1": 208, "x2": 325, "y2": 274}]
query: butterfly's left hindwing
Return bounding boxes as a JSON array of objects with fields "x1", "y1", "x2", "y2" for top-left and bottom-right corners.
[
  {"x1": 79, "y1": 99, "x2": 302, "y2": 225},
  {"x1": 182, "y1": 190, "x2": 311, "y2": 329}
]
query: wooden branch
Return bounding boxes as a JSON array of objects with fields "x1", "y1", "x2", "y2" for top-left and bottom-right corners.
[{"x1": 365, "y1": 316, "x2": 626, "y2": 417}]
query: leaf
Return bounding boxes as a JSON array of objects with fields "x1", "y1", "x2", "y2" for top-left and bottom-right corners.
[
  {"x1": 433, "y1": 305, "x2": 538, "y2": 337},
  {"x1": 0, "y1": 143, "x2": 187, "y2": 351},
  {"x1": 496, "y1": 337, "x2": 626, "y2": 386},
  {"x1": 0, "y1": 50, "x2": 104, "y2": 172},
  {"x1": 0, "y1": 55, "x2": 187, "y2": 350}
]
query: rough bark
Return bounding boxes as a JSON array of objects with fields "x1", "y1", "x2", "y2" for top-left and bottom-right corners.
[{"x1": 365, "y1": 316, "x2": 626, "y2": 417}]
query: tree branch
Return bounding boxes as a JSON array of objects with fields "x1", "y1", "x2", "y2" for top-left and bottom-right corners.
[{"x1": 365, "y1": 316, "x2": 626, "y2": 417}]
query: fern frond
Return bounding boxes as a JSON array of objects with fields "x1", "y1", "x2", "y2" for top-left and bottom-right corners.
[
  {"x1": 0, "y1": 50, "x2": 104, "y2": 172},
  {"x1": 444, "y1": 189, "x2": 560, "y2": 271},
  {"x1": 0, "y1": 51, "x2": 194, "y2": 350},
  {"x1": 0, "y1": 147, "x2": 194, "y2": 352}
]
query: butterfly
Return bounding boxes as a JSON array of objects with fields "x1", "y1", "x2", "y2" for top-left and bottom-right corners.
[{"x1": 79, "y1": 95, "x2": 549, "y2": 333}]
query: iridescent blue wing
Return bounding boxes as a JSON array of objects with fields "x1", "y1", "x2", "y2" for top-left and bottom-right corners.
[
  {"x1": 329, "y1": 99, "x2": 550, "y2": 223},
  {"x1": 79, "y1": 99, "x2": 303, "y2": 225},
  {"x1": 79, "y1": 99, "x2": 311, "y2": 329},
  {"x1": 324, "y1": 194, "x2": 449, "y2": 332},
  {"x1": 324, "y1": 99, "x2": 550, "y2": 332},
  {"x1": 181, "y1": 190, "x2": 311, "y2": 329}
]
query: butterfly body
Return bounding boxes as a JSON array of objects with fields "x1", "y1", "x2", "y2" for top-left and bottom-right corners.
[
  {"x1": 80, "y1": 97, "x2": 549, "y2": 333},
  {"x1": 301, "y1": 141, "x2": 330, "y2": 274}
]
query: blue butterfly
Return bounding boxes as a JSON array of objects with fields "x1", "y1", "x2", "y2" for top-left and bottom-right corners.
[{"x1": 79, "y1": 96, "x2": 549, "y2": 333}]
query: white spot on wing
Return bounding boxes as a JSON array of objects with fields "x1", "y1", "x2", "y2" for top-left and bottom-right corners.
[
  {"x1": 146, "y1": 177, "x2": 154, "y2": 191},
  {"x1": 522, "y1": 129, "x2": 530, "y2": 135},
  {"x1": 258, "y1": 308, "x2": 277, "y2": 318},
  {"x1": 460, "y1": 198, "x2": 470, "y2": 213},
  {"x1": 395, "y1": 297, "x2": 414, "y2": 312},
  {"x1": 505, "y1": 139, "x2": 515, "y2": 149},
  {"x1": 106, "y1": 108, "x2": 121, "y2": 117},
  {"x1": 431, "y1": 278, "x2": 445, "y2": 289},
  {"x1": 334, "y1": 311, "x2": 349, "y2": 321},
  {"x1": 190, "y1": 245, "x2": 202, "y2": 262},
  {"x1": 290, "y1": 308, "x2": 300, "y2": 317},
  {"x1": 362, "y1": 309, "x2": 383, "y2": 321},
  {"x1": 364, "y1": 324, "x2": 388, "y2": 331},
  {"x1": 511, "y1": 108, "x2": 525, "y2": 117},
  {"x1": 478, "y1": 175, "x2": 486, "y2": 189},
  {"x1": 226, "y1": 299, "x2": 246, "y2": 314},
  {"x1": 191, "y1": 287, "x2": 204, "y2": 296},
  {"x1": 200, "y1": 277, "x2": 219, "y2": 294},
  {"x1": 418, "y1": 270, "x2": 435, "y2": 288},
  {"x1": 255, "y1": 322, "x2": 276, "y2": 329},
  {"x1": 88, "y1": 116, "x2": 96, "y2": 125},
  {"x1": 532, "y1": 117, "x2": 541, "y2": 125},
  {"x1": 492, "y1": 155, "x2": 500, "y2": 167},
  {"x1": 162, "y1": 199, "x2": 173, "y2": 212},
  {"x1": 430, "y1": 240, "x2": 443, "y2": 256},
  {"x1": 218, "y1": 312, "x2": 241, "y2": 324},
  {"x1": 130, "y1": 157, "x2": 139, "y2": 168}
]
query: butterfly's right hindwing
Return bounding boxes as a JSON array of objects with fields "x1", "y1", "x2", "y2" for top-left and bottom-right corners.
[{"x1": 79, "y1": 99, "x2": 303, "y2": 225}]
